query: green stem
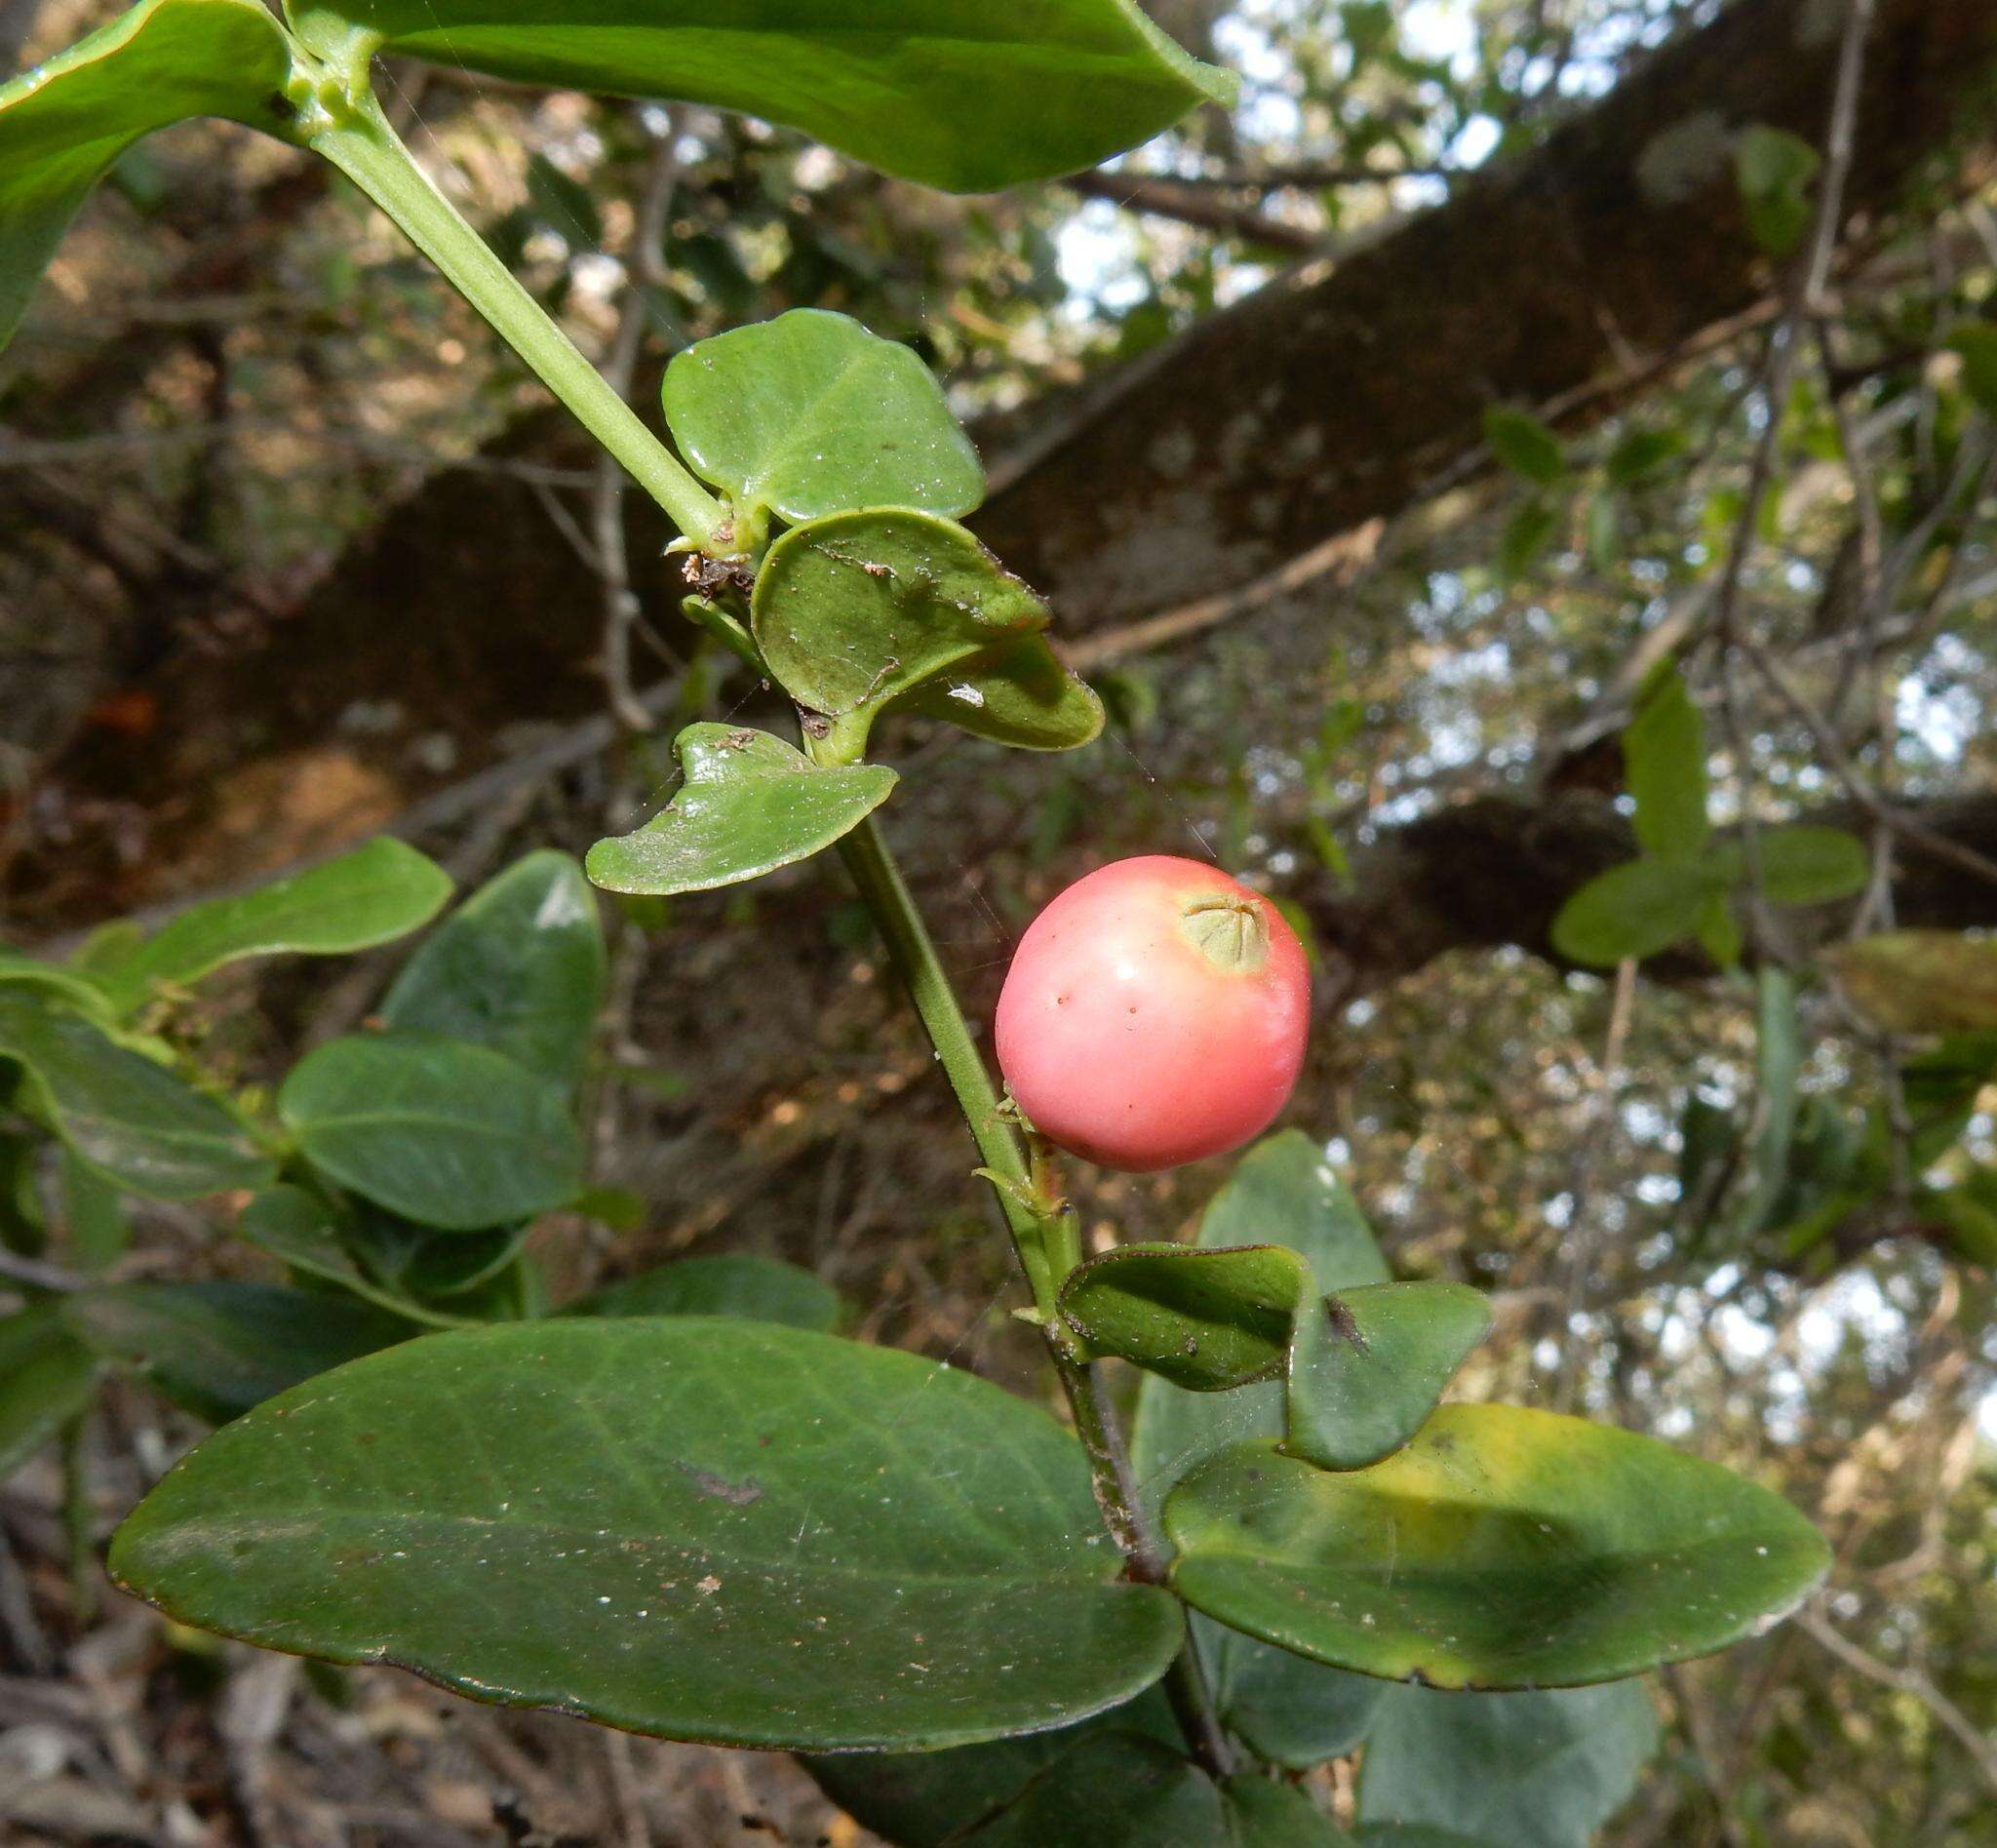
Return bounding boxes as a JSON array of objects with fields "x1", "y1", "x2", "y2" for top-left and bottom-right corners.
[
  {"x1": 302, "y1": 90, "x2": 727, "y2": 553},
  {"x1": 826, "y1": 805, "x2": 1233, "y2": 1780},
  {"x1": 830, "y1": 814, "x2": 1058, "y2": 1315}
]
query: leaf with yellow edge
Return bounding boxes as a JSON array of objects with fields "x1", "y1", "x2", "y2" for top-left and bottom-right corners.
[{"x1": 1165, "y1": 1405, "x2": 1828, "y2": 1690}]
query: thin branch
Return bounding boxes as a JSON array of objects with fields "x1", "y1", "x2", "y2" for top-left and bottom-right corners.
[
  {"x1": 1738, "y1": 633, "x2": 1997, "y2": 889},
  {"x1": 1795, "y1": 1605, "x2": 1997, "y2": 1795},
  {"x1": 1062, "y1": 171, "x2": 1320, "y2": 251},
  {"x1": 1129, "y1": 158, "x2": 1456, "y2": 193},
  {"x1": 1706, "y1": 0, "x2": 1878, "y2": 957}
]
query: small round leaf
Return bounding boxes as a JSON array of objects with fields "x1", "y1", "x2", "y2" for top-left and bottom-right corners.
[{"x1": 662, "y1": 309, "x2": 983, "y2": 525}]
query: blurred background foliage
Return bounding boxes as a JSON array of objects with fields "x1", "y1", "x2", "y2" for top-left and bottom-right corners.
[{"x1": 1, "y1": 0, "x2": 1995, "y2": 1841}]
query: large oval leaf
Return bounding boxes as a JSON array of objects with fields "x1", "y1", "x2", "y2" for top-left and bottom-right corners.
[
  {"x1": 65, "y1": 1282, "x2": 412, "y2": 1422},
  {"x1": 100, "y1": 839, "x2": 451, "y2": 1009},
  {"x1": 1355, "y1": 1681, "x2": 1659, "y2": 1848},
  {"x1": 0, "y1": 0, "x2": 294, "y2": 351},
  {"x1": 110, "y1": 1318, "x2": 1182, "y2": 1750},
  {"x1": 662, "y1": 310, "x2": 982, "y2": 525},
  {"x1": 586, "y1": 726, "x2": 895, "y2": 897},
  {"x1": 0, "y1": 992, "x2": 273, "y2": 1199},
  {"x1": 278, "y1": 1033, "x2": 584, "y2": 1231},
  {"x1": 282, "y1": 0, "x2": 1232, "y2": 194},
  {"x1": 1164, "y1": 1407, "x2": 1831, "y2": 1689},
  {"x1": 752, "y1": 509, "x2": 1050, "y2": 744},
  {"x1": 381, "y1": 852, "x2": 604, "y2": 1092}
]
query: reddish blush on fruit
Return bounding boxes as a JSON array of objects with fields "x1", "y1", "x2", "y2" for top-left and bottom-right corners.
[{"x1": 994, "y1": 855, "x2": 1310, "y2": 1172}]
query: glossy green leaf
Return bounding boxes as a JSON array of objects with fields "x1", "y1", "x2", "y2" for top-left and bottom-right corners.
[
  {"x1": 1825, "y1": 930, "x2": 1997, "y2": 1033},
  {"x1": 111, "y1": 1318, "x2": 1183, "y2": 1750},
  {"x1": 1737, "y1": 965, "x2": 1800, "y2": 1240},
  {"x1": 98, "y1": 839, "x2": 451, "y2": 1009},
  {"x1": 1948, "y1": 324, "x2": 1997, "y2": 417},
  {"x1": 568, "y1": 1254, "x2": 841, "y2": 1333},
  {"x1": 381, "y1": 851, "x2": 604, "y2": 1092},
  {"x1": 1286, "y1": 1281, "x2": 1491, "y2": 1473},
  {"x1": 282, "y1": 0, "x2": 1232, "y2": 195},
  {"x1": 1549, "y1": 858, "x2": 1725, "y2": 966},
  {"x1": 279, "y1": 1034, "x2": 584, "y2": 1231},
  {"x1": 0, "y1": 1305, "x2": 101, "y2": 1478},
  {"x1": 1721, "y1": 825, "x2": 1869, "y2": 907},
  {"x1": 895, "y1": 635, "x2": 1106, "y2": 753},
  {"x1": 1356, "y1": 1681, "x2": 1659, "y2": 1848},
  {"x1": 1059, "y1": 1242, "x2": 1306, "y2": 1390},
  {"x1": 751, "y1": 509, "x2": 1050, "y2": 745},
  {"x1": 0, "y1": 0, "x2": 294, "y2": 351},
  {"x1": 0, "y1": 992, "x2": 273, "y2": 1200},
  {"x1": 1483, "y1": 408, "x2": 1563, "y2": 486},
  {"x1": 1130, "y1": 1132, "x2": 1391, "y2": 1769},
  {"x1": 586, "y1": 727, "x2": 896, "y2": 898},
  {"x1": 1165, "y1": 1406, "x2": 1830, "y2": 1689},
  {"x1": 1624, "y1": 665, "x2": 1707, "y2": 863},
  {"x1": 237, "y1": 1188, "x2": 476, "y2": 1329},
  {"x1": 1735, "y1": 124, "x2": 1820, "y2": 257},
  {"x1": 662, "y1": 309, "x2": 982, "y2": 526},
  {"x1": 66, "y1": 1282, "x2": 411, "y2": 1423}
]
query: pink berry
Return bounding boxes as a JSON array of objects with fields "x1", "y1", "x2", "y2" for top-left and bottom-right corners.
[{"x1": 994, "y1": 855, "x2": 1310, "y2": 1173}]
